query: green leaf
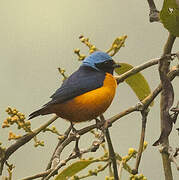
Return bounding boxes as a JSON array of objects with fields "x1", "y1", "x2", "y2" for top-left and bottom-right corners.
[
  {"x1": 160, "y1": 0, "x2": 179, "y2": 37},
  {"x1": 115, "y1": 63, "x2": 153, "y2": 106},
  {"x1": 54, "y1": 159, "x2": 96, "y2": 180}
]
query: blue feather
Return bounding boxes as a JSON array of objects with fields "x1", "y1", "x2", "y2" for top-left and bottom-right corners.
[
  {"x1": 44, "y1": 66, "x2": 105, "y2": 106},
  {"x1": 82, "y1": 51, "x2": 113, "y2": 70}
]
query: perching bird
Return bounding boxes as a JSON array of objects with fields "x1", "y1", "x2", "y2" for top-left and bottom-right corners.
[{"x1": 29, "y1": 51, "x2": 120, "y2": 123}]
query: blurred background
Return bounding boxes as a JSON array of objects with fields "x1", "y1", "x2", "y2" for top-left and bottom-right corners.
[{"x1": 0, "y1": 0, "x2": 179, "y2": 179}]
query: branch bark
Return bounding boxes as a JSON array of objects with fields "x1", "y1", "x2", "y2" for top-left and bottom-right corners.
[{"x1": 158, "y1": 33, "x2": 176, "y2": 180}]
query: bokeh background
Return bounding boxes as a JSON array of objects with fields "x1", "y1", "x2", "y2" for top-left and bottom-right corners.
[{"x1": 0, "y1": 0, "x2": 179, "y2": 179}]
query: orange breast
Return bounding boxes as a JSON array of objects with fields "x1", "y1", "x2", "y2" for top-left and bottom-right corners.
[{"x1": 53, "y1": 73, "x2": 117, "y2": 122}]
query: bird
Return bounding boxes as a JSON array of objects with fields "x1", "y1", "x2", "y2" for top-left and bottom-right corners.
[{"x1": 29, "y1": 51, "x2": 121, "y2": 123}]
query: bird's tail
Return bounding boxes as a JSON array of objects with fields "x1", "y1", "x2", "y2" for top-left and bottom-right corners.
[{"x1": 29, "y1": 107, "x2": 50, "y2": 120}]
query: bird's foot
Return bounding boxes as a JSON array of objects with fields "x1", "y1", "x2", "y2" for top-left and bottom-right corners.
[
  {"x1": 95, "y1": 118, "x2": 103, "y2": 130},
  {"x1": 70, "y1": 122, "x2": 78, "y2": 134},
  {"x1": 69, "y1": 123, "x2": 81, "y2": 158}
]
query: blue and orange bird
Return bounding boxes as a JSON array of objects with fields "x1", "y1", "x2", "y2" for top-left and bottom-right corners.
[{"x1": 29, "y1": 51, "x2": 121, "y2": 123}]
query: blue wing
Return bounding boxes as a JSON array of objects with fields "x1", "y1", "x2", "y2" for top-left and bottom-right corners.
[{"x1": 44, "y1": 66, "x2": 105, "y2": 106}]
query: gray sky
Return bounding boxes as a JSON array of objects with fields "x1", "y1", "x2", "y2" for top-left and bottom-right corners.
[{"x1": 0, "y1": 1, "x2": 179, "y2": 179}]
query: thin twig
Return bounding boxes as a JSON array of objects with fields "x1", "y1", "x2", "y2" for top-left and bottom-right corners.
[
  {"x1": 117, "y1": 160, "x2": 123, "y2": 180},
  {"x1": 22, "y1": 170, "x2": 51, "y2": 180},
  {"x1": 100, "y1": 115, "x2": 119, "y2": 180},
  {"x1": 168, "y1": 146, "x2": 179, "y2": 171},
  {"x1": 44, "y1": 125, "x2": 72, "y2": 173},
  {"x1": 133, "y1": 110, "x2": 148, "y2": 174},
  {"x1": 115, "y1": 57, "x2": 159, "y2": 84},
  {"x1": 106, "y1": 130, "x2": 119, "y2": 179}
]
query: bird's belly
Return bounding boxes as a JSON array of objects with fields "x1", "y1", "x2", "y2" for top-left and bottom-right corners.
[{"x1": 53, "y1": 73, "x2": 117, "y2": 122}]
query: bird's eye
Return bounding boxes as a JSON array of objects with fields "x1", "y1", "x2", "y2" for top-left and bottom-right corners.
[
  {"x1": 104, "y1": 61, "x2": 109, "y2": 64},
  {"x1": 104, "y1": 60, "x2": 113, "y2": 65}
]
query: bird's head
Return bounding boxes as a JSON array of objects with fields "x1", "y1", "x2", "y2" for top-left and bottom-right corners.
[{"x1": 82, "y1": 51, "x2": 121, "y2": 74}]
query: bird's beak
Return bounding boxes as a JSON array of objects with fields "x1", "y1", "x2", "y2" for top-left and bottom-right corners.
[{"x1": 112, "y1": 62, "x2": 121, "y2": 68}]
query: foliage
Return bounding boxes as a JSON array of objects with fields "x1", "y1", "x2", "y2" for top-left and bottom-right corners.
[
  {"x1": 160, "y1": 0, "x2": 179, "y2": 36},
  {"x1": 0, "y1": 1, "x2": 179, "y2": 180}
]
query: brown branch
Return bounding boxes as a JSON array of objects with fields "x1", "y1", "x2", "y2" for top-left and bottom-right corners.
[
  {"x1": 116, "y1": 57, "x2": 159, "y2": 84},
  {"x1": 44, "y1": 125, "x2": 72, "y2": 172},
  {"x1": 158, "y1": 33, "x2": 176, "y2": 180},
  {"x1": 22, "y1": 170, "x2": 51, "y2": 180},
  {"x1": 132, "y1": 110, "x2": 149, "y2": 174},
  {"x1": 100, "y1": 115, "x2": 119, "y2": 179},
  {"x1": 43, "y1": 138, "x2": 108, "y2": 180},
  {"x1": 146, "y1": 0, "x2": 160, "y2": 22},
  {"x1": 0, "y1": 115, "x2": 58, "y2": 175},
  {"x1": 105, "y1": 128, "x2": 119, "y2": 179}
]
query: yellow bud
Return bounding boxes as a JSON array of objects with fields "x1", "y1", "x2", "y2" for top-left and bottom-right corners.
[
  {"x1": 17, "y1": 121, "x2": 24, "y2": 128},
  {"x1": 19, "y1": 115, "x2": 25, "y2": 120},
  {"x1": 89, "y1": 49, "x2": 95, "y2": 54},
  {"x1": 79, "y1": 54, "x2": 86, "y2": 61},
  {"x1": 109, "y1": 177, "x2": 114, "y2": 180},
  {"x1": 72, "y1": 175, "x2": 79, "y2": 180},
  {"x1": 103, "y1": 152, "x2": 109, "y2": 158},
  {"x1": 122, "y1": 156, "x2": 127, "y2": 162},
  {"x1": 80, "y1": 37, "x2": 86, "y2": 43},
  {"x1": 99, "y1": 157, "x2": 105, "y2": 161},
  {"x1": 97, "y1": 165, "x2": 102, "y2": 169},
  {"x1": 3, "y1": 119, "x2": 8, "y2": 124},
  {"x1": 138, "y1": 174, "x2": 144, "y2": 179},
  {"x1": 74, "y1": 49, "x2": 80, "y2": 53},
  {"x1": 58, "y1": 135, "x2": 65, "y2": 140},
  {"x1": 91, "y1": 45, "x2": 96, "y2": 49},
  {"x1": 88, "y1": 170, "x2": 93, "y2": 175},
  {"x1": 17, "y1": 112, "x2": 22, "y2": 116},
  {"x1": 143, "y1": 141, "x2": 148, "y2": 150},
  {"x1": 2, "y1": 123, "x2": 10, "y2": 128},
  {"x1": 93, "y1": 169, "x2": 98, "y2": 175},
  {"x1": 40, "y1": 141, "x2": 45, "y2": 146},
  {"x1": 105, "y1": 176, "x2": 110, "y2": 180},
  {"x1": 12, "y1": 109, "x2": 18, "y2": 114},
  {"x1": 6, "y1": 117, "x2": 11, "y2": 122},
  {"x1": 113, "y1": 44, "x2": 118, "y2": 48},
  {"x1": 128, "y1": 148, "x2": 135, "y2": 155},
  {"x1": 8, "y1": 131, "x2": 15, "y2": 140},
  {"x1": 25, "y1": 121, "x2": 31, "y2": 126},
  {"x1": 11, "y1": 115, "x2": 19, "y2": 122},
  {"x1": 6, "y1": 107, "x2": 12, "y2": 113}
]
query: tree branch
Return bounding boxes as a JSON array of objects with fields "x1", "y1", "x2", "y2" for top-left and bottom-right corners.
[
  {"x1": 116, "y1": 57, "x2": 159, "y2": 84},
  {"x1": 133, "y1": 110, "x2": 149, "y2": 174},
  {"x1": 158, "y1": 33, "x2": 176, "y2": 180},
  {"x1": 146, "y1": 0, "x2": 160, "y2": 22},
  {"x1": 0, "y1": 115, "x2": 58, "y2": 175},
  {"x1": 100, "y1": 115, "x2": 119, "y2": 179}
]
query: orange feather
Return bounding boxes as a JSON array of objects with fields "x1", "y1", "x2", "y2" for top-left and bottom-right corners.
[{"x1": 50, "y1": 73, "x2": 117, "y2": 122}]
